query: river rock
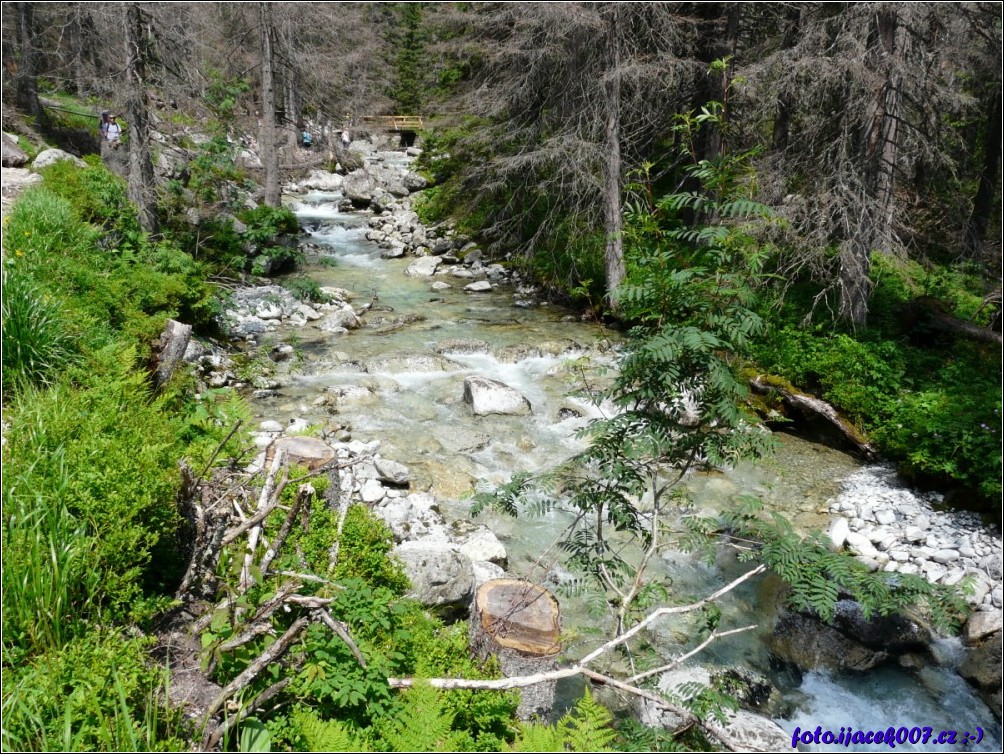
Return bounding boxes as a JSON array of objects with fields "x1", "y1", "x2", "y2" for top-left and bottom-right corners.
[
  {"x1": 374, "y1": 457, "x2": 411, "y2": 486},
  {"x1": 32, "y1": 148, "x2": 87, "y2": 170},
  {"x1": 342, "y1": 169, "x2": 375, "y2": 207},
  {"x1": 366, "y1": 353, "x2": 456, "y2": 373},
  {"x1": 302, "y1": 169, "x2": 343, "y2": 191},
  {"x1": 394, "y1": 541, "x2": 474, "y2": 619},
  {"x1": 2, "y1": 133, "x2": 28, "y2": 167},
  {"x1": 769, "y1": 611, "x2": 890, "y2": 672},
  {"x1": 959, "y1": 636, "x2": 1003, "y2": 717},
  {"x1": 964, "y1": 609, "x2": 1004, "y2": 644},
  {"x1": 318, "y1": 304, "x2": 362, "y2": 331},
  {"x1": 844, "y1": 531, "x2": 879, "y2": 559},
  {"x1": 405, "y1": 255, "x2": 441, "y2": 277},
  {"x1": 462, "y1": 376, "x2": 532, "y2": 416},
  {"x1": 374, "y1": 492, "x2": 447, "y2": 543},
  {"x1": 359, "y1": 477, "x2": 386, "y2": 503},
  {"x1": 831, "y1": 599, "x2": 931, "y2": 653},
  {"x1": 706, "y1": 709, "x2": 792, "y2": 753},
  {"x1": 457, "y1": 527, "x2": 508, "y2": 567},
  {"x1": 402, "y1": 171, "x2": 427, "y2": 191},
  {"x1": 435, "y1": 427, "x2": 491, "y2": 453},
  {"x1": 472, "y1": 560, "x2": 506, "y2": 587},
  {"x1": 828, "y1": 517, "x2": 850, "y2": 549},
  {"x1": 464, "y1": 280, "x2": 493, "y2": 293}
]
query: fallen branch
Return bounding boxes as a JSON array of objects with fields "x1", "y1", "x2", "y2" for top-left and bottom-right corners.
[{"x1": 628, "y1": 624, "x2": 758, "y2": 683}]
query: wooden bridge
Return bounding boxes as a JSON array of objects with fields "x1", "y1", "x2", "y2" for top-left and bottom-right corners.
[{"x1": 358, "y1": 115, "x2": 424, "y2": 132}]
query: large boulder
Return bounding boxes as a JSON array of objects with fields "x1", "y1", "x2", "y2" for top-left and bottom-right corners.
[
  {"x1": 768, "y1": 611, "x2": 890, "y2": 672},
  {"x1": 959, "y1": 634, "x2": 1003, "y2": 718},
  {"x1": 394, "y1": 541, "x2": 475, "y2": 620},
  {"x1": 404, "y1": 255, "x2": 441, "y2": 277},
  {"x1": 2, "y1": 133, "x2": 28, "y2": 167},
  {"x1": 32, "y1": 148, "x2": 86, "y2": 170},
  {"x1": 402, "y1": 171, "x2": 428, "y2": 191},
  {"x1": 829, "y1": 599, "x2": 931, "y2": 653},
  {"x1": 317, "y1": 304, "x2": 362, "y2": 331},
  {"x1": 463, "y1": 376, "x2": 532, "y2": 416},
  {"x1": 342, "y1": 169, "x2": 375, "y2": 207},
  {"x1": 705, "y1": 709, "x2": 792, "y2": 752},
  {"x1": 302, "y1": 170, "x2": 343, "y2": 191}
]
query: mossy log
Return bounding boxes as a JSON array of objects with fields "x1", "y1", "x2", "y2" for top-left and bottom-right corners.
[
  {"x1": 750, "y1": 375, "x2": 878, "y2": 460},
  {"x1": 470, "y1": 579, "x2": 561, "y2": 720}
]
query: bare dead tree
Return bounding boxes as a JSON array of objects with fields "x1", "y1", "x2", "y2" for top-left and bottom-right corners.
[
  {"x1": 124, "y1": 1, "x2": 158, "y2": 232},
  {"x1": 441, "y1": 3, "x2": 696, "y2": 303}
]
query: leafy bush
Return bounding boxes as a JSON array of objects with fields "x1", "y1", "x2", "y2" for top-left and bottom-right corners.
[
  {"x1": 4, "y1": 347, "x2": 183, "y2": 623},
  {"x1": 1, "y1": 268, "x2": 78, "y2": 397},
  {"x1": 1, "y1": 629, "x2": 186, "y2": 752}
]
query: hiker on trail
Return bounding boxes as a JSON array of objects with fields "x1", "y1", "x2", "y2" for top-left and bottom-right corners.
[
  {"x1": 99, "y1": 111, "x2": 111, "y2": 140},
  {"x1": 105, "y1": 114, "x2": 123, "y2": 144},
  {"x1": 341, "y1": 129, "x2": 350, "y2": 148},
  {"x1": 302, "y1": 129, "x2": 313, "y2": 148}
]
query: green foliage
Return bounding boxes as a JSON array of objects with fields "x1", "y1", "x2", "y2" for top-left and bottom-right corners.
[
  {"x1": 689, "y1": 498, "x2": 968, "y2": 629},
  {"x1": 509, "y1": 690, "x2": 617, "y2": 752},
  {"x1": 240, "y1": 205, "x2": 301, "y2": 244},
  {"x1": 292, "y1": 707, "x2": 368, "y2": 752},
  {"x1": 1, "y1": 629, "x2": 186, "y2": 752},
  {"x1": 1, "y1": 267, "x2": 79, "y2": 396},
  {"x1": 375, "y1": 683, "x2": 472, "y2": 752},
  {"x1": 4, "y1": 185, "x2": 213, "y2": 346},
  {"x1": 3, "y1": 347, "x2": 184, "y2": 626},
  {"x1": 283, "y1": 274, "x2": 332, "y2": 303},
  {"x1": 39, "y1": 158, "x2": 142, "y2": 243},
  {"x1": 331, "y1": 505, "x2": 410, "y2": 593}
]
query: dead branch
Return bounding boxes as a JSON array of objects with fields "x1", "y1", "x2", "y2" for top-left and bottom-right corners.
[
  {"x1": 201, "y1": 615, "x2": 309, "y2": 746},
  {"x1": 260, "y1": 484, "x2": 313, "y2": 575}
]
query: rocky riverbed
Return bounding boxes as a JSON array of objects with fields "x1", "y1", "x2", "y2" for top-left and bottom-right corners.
[{"x1": 187, "y1": 139, "x2": 1002, "y2": 745}]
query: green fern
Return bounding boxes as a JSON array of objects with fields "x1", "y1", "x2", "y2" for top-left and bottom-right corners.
[
  {"x1": 560, "y1": 690, "x2": 617, "y2": 752},
  {"x1": 510, "y1": 723, "x2": 567, "y2": 752},
  {"x1": 293, "y1": 707, "x2": 368, "y2": 752},
  {"x1": 376, "y1": 683, "x2": 471, "y2": 752}
]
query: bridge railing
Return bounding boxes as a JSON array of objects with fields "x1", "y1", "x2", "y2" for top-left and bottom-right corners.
[{"x1": 358, "y1": 115, "x2": 425, "y2": 131}]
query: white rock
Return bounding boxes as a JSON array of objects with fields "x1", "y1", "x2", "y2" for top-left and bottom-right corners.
[
  {"x1": 845, "y1": 532, "x2": 878, "y2": 559},
  {"x1": 457, "y1": 528, "x2": 507, "y2": 566},
  {"x1": 430, "y1": 281, "x2": 452, "y2": 291},
  {"x1": 462, "y1": 376, "x2": 532, "y2": 416},
  {"x1": 405, "y1": 255, "x2": 441, "y2": 277},
  {"x1": 827, "y1": 517, "x2": 850, "y2": 550},
  {"x1": 933, "y1": 549, "x2": 961, "y2": 564},
  {"x1": 259, "y1": 420, "x2": 283, "y2": 433},
  {"x1": 374, "y1": 457, "x2": 411, "y2": 485},
  {"x1": 471, "y1": 560, "x2": 506, "y2": 588},
  {"x1": 903, "y1": 526, "x2": 925, "y2": 543},
  {"x1": 464, "y1": 280, "x2": 493, "y2": 293},
  {"x1": 296, "y1": 303, "x2": 322, "y2": 321},
  {"x1": 964, "y1": 609, "x2": 1003, "y2": 644},
  {"x1": 360, "y1": 478, "x2": 386, "y2": 503},
  {"x1": 875, "y1": 509, "x2": 896, "y2": 525}
]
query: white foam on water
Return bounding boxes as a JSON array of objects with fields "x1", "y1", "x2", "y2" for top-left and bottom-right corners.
[{"x1": 778, "y1": 669, "x2": 1000, "y2": 752}]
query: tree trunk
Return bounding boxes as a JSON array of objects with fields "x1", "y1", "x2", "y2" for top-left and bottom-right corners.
[
  {"x1": 469, "y1": 579, "x2": 561, "y2": 720},
  {"x1": 603, "y1": 5, "x2": 625, "y2": 301},
  {"x1": 967, "y1": 80, "x2": 1002, "y2": 255},
  {"x1": 259, "y1": 2, "x2": 280, "y2": 207},
  {"x1": 772, "y1": 4, "x2": 802, "y2": 151},
  {"x1": 151, "y1": 319, "x2": 192, "y2": 389},
  {"x1": 840, "y1": 8, "x2": 904, "y2": 328},
  {"x1": 124, "y1": 1, "x2": 158, "y2": 233},
  {"x1": 16, "y1": 2, "x2": 46, "y2": 126}
]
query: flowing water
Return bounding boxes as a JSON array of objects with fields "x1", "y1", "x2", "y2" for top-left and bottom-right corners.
[{"x1": 253, "y1": 177, "x2": 1000, "y2": 750}]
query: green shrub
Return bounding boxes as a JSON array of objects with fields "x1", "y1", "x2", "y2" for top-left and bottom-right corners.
[
  {"x1": 1, "y1": 629, "x2": 186, "y2": 752},
  {"x1": 1, "y1": 268, "x2": 79, "y2": 397},
  {"x1": 39, "y1": 158, "x2": 142, "y2": 243},
  {"x1": 4, "y1": 346, "x2": 183, "y2": 621}
]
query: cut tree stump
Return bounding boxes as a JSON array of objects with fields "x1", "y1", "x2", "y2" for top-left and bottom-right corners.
[
  {"x1": 151, "y1": 319, "x2": 192, "y2": 389},
  {"x1": 470, "y1": 579, "x2": 561, "y2": 720}
]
